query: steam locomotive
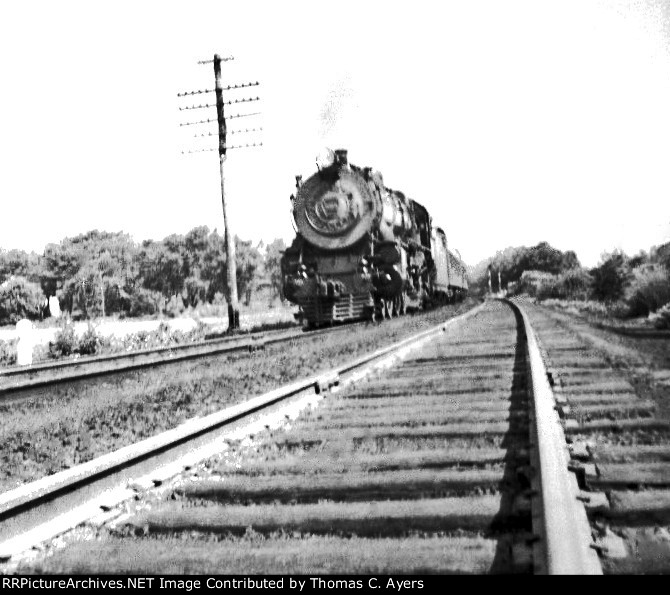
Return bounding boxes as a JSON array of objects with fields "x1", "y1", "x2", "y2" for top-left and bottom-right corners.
[{"x1": 281, "y1": 149, "x2": 468, "y2": 327}]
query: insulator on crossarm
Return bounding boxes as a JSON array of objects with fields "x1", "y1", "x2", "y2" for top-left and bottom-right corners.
[
  {"x1": 225, "y1": 141, "x2": 263, "y2": 151},
  {"x1": 228, "y1": 127, "x2": 262, "y2": 135},
  {"x1": 179, "y1": 103, "x2": 216, "y2": 111},
  {"x1": 228, "y1": 112, "x2": 261, "y2": 119},
  {"x1": 176, "y1": 89, "x2": 214, "y2": 97},
  {"x1": 197, "y1": 55, "x2": 233, "y2": 65},
  {"x1": 180, "y1": 118, "x2": 217, "y2": 127}
]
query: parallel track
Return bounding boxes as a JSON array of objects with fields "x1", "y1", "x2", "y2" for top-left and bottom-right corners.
[
  {"x1": 520, "y1": 300, "x2": 670, "y2": 574},
  {"x1": 0, "y1": 321, "x2": 375, "y2": 402},
  {"x1": 0, "y1": 300, "x2": 603, "y2": 574}
]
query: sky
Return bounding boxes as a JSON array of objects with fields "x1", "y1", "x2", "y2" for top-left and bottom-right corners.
[{"x1": 0, "y1": 0, "x2": 669, "y2": 268}]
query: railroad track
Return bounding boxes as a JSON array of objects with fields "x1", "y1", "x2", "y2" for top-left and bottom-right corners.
[
  {"x1": 0, "y1": 321, "x2": 373, "y2": 401},
  {"x1": 1, "y1": 299, "x2": 607, "y2": 574},
  {"x1": 521, "y1": 300, "x2": 670, "y2": 574}
]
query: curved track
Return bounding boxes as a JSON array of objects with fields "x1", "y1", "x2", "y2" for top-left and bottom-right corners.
[{"x1": 1, "y1": 300, "x2": 605, "y2": 574}]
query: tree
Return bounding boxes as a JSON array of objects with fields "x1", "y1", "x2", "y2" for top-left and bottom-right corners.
[
  {"x1": 137, "y1": 237, "x2": 186, "y2": 309},
  {"x1": 0, "y1": 249, "x2": 40, "y2": 285},
  {"x1": 201, "y1": 230, "x2": 227, "y2": 302},
  {"x1": 264, "y1": 238, "x2": 286, "y2": 302},
  {"x1": 0, "y1": 276, "x2": 44, "y2": 325},
  {"x1": 184, "y1": 226, "x2": 210, "y2": 275},
  {"x1": 471, "y1": 242, "x2": 582, "y2": 295},
  {"x1": 41, "y1": 231, "x2": 139, "y2": 318},
  {"x1": 234, "y1": 237, "x2": 262, "y2": 306},
  {"x1": 590, "y1": 251, "x2": 630, "y2": 302},
  {"x1": 182, "y1": 276, "x2": 207, "y2": 308}
]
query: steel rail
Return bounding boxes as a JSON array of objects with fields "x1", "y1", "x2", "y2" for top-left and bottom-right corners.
[
  {"x1": 507, "y1": 298, "x2": 602, "y2": 575},
  {"x1": 0, "y1": 303, "x2": 486, "y2": 561}
]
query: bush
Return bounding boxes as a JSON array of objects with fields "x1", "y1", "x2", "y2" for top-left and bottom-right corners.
[
  {"x1": 541, "y1": 298, "x2": 629, "y2": 319},
  {"x1": 49, "y1": 324, "x2": 78, "y2": 358},
  {"x1": 78, "y1": 324, "x2": 105, "y2": 356},
  {"x1": 0, "y1": 276, "x2": 44, "y2": 326},
  {"x1": 626, "y1": 264, "x2": 670, "y2": 317},
  {"x1": 536, "y1": 277, "x2": 560, "y2": 301},
  {"x1": 555, "y1": 268, "x2": 592, "y2": 300},
  {"x1": 129, "y1": 288, "x2": 161, "y2": 317},
  {"x1": 513, "y1": 271, "x2": 557, "y2": 298},
  {"x1": 590, "y1": 252, "x2": 630, "y2": 302},
  {"x1": 164, "y1": 296, "x2": 185, "y2": 318},
  {"x1": 650, "y1": 303, "x2": 670, "y2": 330},
  {"x1": 0, "y1": 339, "x2": 17, "y2": 366}
]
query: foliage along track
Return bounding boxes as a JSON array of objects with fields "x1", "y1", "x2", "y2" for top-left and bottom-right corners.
[{"x1": 15, "y1": 300, "x2": 545, "y2": 574}]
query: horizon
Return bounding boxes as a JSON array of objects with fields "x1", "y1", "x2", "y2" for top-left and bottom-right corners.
[{"x1": 2, "y1": 224, "x2": 663, "y2": 273}]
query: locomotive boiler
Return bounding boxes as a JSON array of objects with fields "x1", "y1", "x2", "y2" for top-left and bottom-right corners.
[{"x1": 281, "y1": 149, "x2": 467, "y2": 327}]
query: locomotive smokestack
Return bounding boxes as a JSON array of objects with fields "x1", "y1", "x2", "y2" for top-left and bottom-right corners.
[{"x1": 334, "y1": 149, "x2": 348, "y2": 167}]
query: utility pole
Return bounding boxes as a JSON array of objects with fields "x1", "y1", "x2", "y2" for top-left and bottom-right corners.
[
  {"x1": 214, "y1": 54, "x2": 240, "y2": 330},
  {"x1": 178, "y1": 54, "x2": 262, "y2": 332}
]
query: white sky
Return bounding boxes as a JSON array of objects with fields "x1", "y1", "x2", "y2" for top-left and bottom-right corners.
[{"x1": 1, "y1": 0, "x2": 669, "y2": 268}]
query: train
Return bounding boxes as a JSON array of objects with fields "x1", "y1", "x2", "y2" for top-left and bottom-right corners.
[{"x1": 280, "y1": 149, "x2": 468, "y2": 327}]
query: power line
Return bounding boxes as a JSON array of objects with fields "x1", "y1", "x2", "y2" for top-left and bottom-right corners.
[
  {"x1": 179, "y1": 112, "x2": 261, "y2": 127},
  {"x1": 197, "y1": 56, "x2": 234, "y2": 64},
  {"x1": 177, "y1": 81, "x2": 260, "y2": 97},
  {"x1": 228, "y1": 111, "x2": 261, "y2": 119},
  {"x1": 193, "y1": 127, "x2": 263, "y2": 138},
  {"x1": 181, "y1": 142, "x2": 263, "y2": 154},
  {"x1": 179, "y1": 117, "x2": 217, "y2": 127},
  {"x1": 178, "y1": 96, "x2": 260, "y2": 111}
]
